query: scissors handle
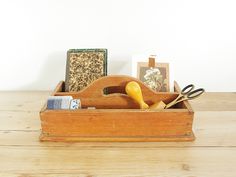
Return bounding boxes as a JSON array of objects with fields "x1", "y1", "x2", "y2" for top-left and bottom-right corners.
[
  {"x1": 187, "y1": 88, "x2": 205, "y2": 99},
  {"x1": 181, "y1": 84, "x2": 194, "y2": 95},
  {"x1": 165, "y1": 85, "x2": 205, "y2": 109}
]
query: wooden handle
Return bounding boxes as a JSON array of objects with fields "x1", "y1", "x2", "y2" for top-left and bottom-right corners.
[
  {"x1": 54, "y1": 76, "x2": 179, "y2": 109},
  {"x1": 76, "y1": 75, "x2": 158, "y2": 98}
]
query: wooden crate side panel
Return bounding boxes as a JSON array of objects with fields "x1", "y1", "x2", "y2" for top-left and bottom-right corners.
[{"x1": 40, "y1": 111, "x2": 193, "y2": 137}]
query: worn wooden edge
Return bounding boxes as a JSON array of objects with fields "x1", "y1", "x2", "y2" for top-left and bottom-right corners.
[
  {"x1": 55, "y1": 91, "x2": 178, "y2": 97},
  {"x1": 65, "y1": 51, "x2": 71, "y2": 92},
  {"x1": 40, "y1": 131, "x2": 195, "y2": 142},
  {"x1": 174, "y1": 81, "x2": 194, "y2": 113},
  {"x1": 54, "y1": 81, "x2": 65, "y2": 93},
  {"x1": 41, "y1": 108, "x2": 189, "y2": 114}
]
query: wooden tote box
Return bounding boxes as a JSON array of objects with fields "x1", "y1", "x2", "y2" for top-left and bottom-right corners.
[{"x1": 39, "y1": 75, "x2": 195, "y2": 142}]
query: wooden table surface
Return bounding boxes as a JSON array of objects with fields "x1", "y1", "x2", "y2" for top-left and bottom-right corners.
[{"x1": 0, "y1": 91, "x2": 236, "y2": 177}]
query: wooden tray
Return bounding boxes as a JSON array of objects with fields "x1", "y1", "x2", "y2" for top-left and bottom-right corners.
[{"x1": 39, "y1": 75, "x2": 195, "y2": 142}]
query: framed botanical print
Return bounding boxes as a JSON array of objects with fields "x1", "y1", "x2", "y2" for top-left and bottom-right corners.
[{"x1": 137, "y1": 61, "x2": 169, "y2": 92}]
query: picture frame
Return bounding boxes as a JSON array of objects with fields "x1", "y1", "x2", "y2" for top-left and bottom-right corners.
[
  {"x1": 137, "y1": 62, "x2": 170, "y2": 92},
  {"x1": 65, "y1": 49, "x2": 107, "y2": 92}
]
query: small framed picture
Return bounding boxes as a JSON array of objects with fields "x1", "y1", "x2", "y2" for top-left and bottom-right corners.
[
  {"x1": 137, "y1": 62, "x2": 170, "y2": 92},
  {"x1": 65, "y1": 49, "x2": 107, "y2": 92}
]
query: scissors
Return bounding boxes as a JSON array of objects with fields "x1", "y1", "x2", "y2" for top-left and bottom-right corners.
[{"x1": 165, "y1": 84, "x2": 205, "y2": 109}]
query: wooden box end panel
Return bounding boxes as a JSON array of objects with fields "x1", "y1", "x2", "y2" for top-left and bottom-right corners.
[{"x1": 40, "y1": 109, "x2": 194, "y2": 142}]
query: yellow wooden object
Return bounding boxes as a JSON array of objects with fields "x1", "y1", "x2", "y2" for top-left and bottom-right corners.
[
  {"x1": 149, "y1": 101, "x2": 166, "y2": 110},
  {"x1": 125, "y1": 81, "x2": 149, "y2": 109}
]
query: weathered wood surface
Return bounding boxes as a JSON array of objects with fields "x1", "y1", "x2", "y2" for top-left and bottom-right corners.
[{"x1": 0, "y1": 91, "x2": 236, "y2": 176}]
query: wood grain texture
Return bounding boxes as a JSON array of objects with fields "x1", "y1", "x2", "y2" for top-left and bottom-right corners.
[
  {"x1": 0, "y1": 91, "x2": 49, "y2": 112},
  {"x1": 190, "y1": 92, "x2": 236, "y2": 111},
  {"x1": 1, "y1": 147, "x2": 236, "y2": 177},
  {"x1": 40, "y1": 110, "x2": 193, "y2": 141},
  {"x1": 1, "y1": 111, "x2": 236, "y2": 147},
  {"x1": 0, "y1": 91, "x2": 236, "y2": 176}
]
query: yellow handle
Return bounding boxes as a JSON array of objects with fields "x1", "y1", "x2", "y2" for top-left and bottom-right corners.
[{"x1": 125, "y1": 81, "x2": 149, "y2": 109}]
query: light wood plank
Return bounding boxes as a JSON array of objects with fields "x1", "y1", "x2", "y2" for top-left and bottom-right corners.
[
  {"x1": 1, "y1": 107, "x2": 235, "y2": 133},
  {"x1": 1, "y1": 111, "x2": 236, "y2": 147},
  {"x1": 0, "y1": 92, "x2": 236, "y2": 176},
  {"x1": 0, "y1": 111, "x2": 40, "y2": 130},
  {"x1": 190, "y1": 92, "x2": 236, "y2": 111},
  {"x1": 0, "y1": 147, "x2": 236, "y2": 177},
  {"x1": 0, "y1": 92, "x2": 236, "y2": 112},
  {"x1": 0, "y1": 91, "x2": 49, "y2": 112}
]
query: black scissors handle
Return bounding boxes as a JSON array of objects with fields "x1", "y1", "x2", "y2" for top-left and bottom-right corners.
[
  {"x1": 187, "y1": 88, "x2": 205, "y2": 99},
  {"x1": 181, "y1": 84, "x2": 195, "y2": 95},
  {"x1": 165, "y1": 84, "x2": 205, "y2": 109}
]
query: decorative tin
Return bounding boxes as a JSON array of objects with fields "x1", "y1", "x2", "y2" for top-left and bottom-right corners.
[{"x1": 65, "y1": 49, "x2": 107, "y2": 92}]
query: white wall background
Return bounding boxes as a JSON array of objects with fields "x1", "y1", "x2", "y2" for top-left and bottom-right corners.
[{"x1": 0, "y1": 0, "x2": 235, "y2": 91}]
